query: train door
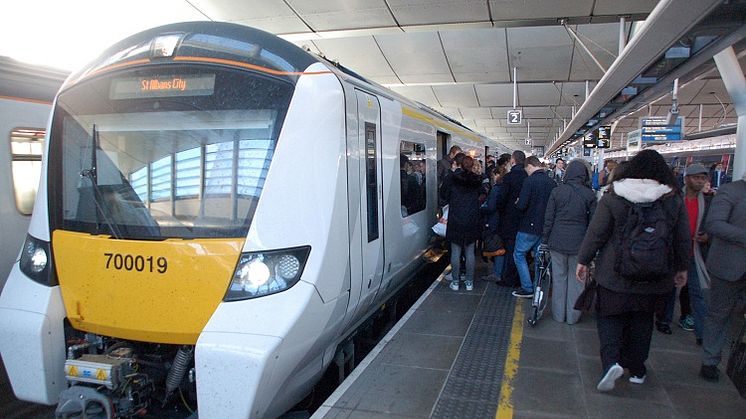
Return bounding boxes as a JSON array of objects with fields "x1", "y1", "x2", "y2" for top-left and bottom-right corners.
[{"x1": 354, "y1": 90, "x2": 385, "y2": 317}]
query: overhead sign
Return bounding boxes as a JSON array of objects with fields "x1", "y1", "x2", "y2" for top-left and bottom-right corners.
[
  {"x1": 507, "y1": 109, "x2": 522, "y2": 125},
  {"x1": 583, "y1": 131, "x2": 597, "y2": 148},
  {"x1": 596, "y1": 125, "x2": 611, "y2": 149},
  {"x1": 627, "y1": 129, "x2": 641, "y2": 152},
  {"x1": 639, "y1": 116, "x2": 684, "y2": 142}
]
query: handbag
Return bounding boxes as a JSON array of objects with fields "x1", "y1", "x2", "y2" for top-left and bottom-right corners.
[
  {"x1": 431, "y1": 205, "x2": 448, "y2": 237},
  {"x1": 574, "y1": 278, "x2": 597, "y2": 311},
  {"x1": 482, "y1": 231, "x2": 505, "y2": 257}
]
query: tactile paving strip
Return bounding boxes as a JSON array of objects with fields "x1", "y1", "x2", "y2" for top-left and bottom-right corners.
[{"x1": 431, "y1": 282, "x2": 515, "y2": 418}]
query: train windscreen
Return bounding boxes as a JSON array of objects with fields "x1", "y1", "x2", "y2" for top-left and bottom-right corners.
[{"x1": 49, "y1": 67, "x2": 295, "y2": 239}]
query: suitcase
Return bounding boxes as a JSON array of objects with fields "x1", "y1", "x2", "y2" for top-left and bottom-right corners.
[{"x1": 727, "y1": 317, "x2": 746, "y2": 399}]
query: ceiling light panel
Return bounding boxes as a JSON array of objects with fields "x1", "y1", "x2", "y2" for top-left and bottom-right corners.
[
  {"x1": 475, "y1": 83, "x2": 514, "y2": 106},
  {"x1": 389, "y1": 85, "x2": 439, "y2": 106},
  {"x1": 313, "y1": 37, "x2": 399, "y2": 83},
  {"x1": 568, "y1": 23, "x2": 619, "y2": 81},
  {"x1": 593, "y1": 0, "x2": 658, "y2": 15},
  {"x1": 432, "y1": 84, "x2": 479, "y2": 107},
  {"x1": 519, "y1": 83, "x2": 561, "y2": 106},
  {"x1": 507, "y1": 26, "x2": 574, "y2": 81},
  {"x1": 286, "y1": 0, "x2": 395, "y2": 31},
  {"x1": 489, "y1": 0, "x2": 593, "y2": 21},
  {"x1": 189, "y1": 0, "x2": 308, "y2": 33},
  {"x1": 375, "y1": 32, "x2": 453, "y2": 83},
  {"x1": 440, "y1": 28, "x2": 510, "y2": 83},
  {"x1": 387, "y1": 0, "x2": 488, "y2": 26}
]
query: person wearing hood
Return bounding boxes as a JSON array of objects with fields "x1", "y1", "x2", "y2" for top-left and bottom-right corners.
[
  {"x1": 542, "y1": 159, "x2": 597, "y2": 324},
  {"x1": 576, "y1": 149, "x2": 690, "y2": 392},
  {"x1": 442, "y1": 154, "x2": 483, "y2": 291}
]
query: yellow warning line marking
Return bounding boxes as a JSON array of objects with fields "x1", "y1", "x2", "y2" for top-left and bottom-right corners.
[{"x1": 496, "y1": 301, "x2": 525, "y2": 419}]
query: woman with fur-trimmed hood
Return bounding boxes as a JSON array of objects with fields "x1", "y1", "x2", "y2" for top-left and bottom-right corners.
[{"x1": 576, "y1": 150, "x2": 691, "y2": 393}]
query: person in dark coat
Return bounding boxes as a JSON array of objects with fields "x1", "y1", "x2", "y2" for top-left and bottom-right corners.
[
  {"x1": 542, "y1": 159, "x2": 597, "y2": 323},
  {"x1": 512, "y1": 155, "x2": 556, "y2": 298},
  {"x1": 443, "y1": 155, "x2": 482, "y2": 292},
  {"x1": 700, "y1": 173, "x2": 746, "y2": 382},
  {"x1": 495, "y1": 150, "x2": 528, "y2": 287},
  {"x1": 576, "y1": 149, "x2": 690, "y2": 392},
  {"x1": 438, "y1": 145, "x2": 462, "y2": 205},
  {"x1": 480, "y1": 155, "x2": 511, "y2": 282}
]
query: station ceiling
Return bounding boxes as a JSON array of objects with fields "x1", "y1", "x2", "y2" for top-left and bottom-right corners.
[{"x1": 5, "y1": 1, "x2": 745, "y2": 152}]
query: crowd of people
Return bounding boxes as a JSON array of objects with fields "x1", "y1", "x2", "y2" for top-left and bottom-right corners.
[{"x1": 437, "y1": 146, "x2": 745, "y2": 393}]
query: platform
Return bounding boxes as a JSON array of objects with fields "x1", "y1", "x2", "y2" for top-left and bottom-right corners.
[{"x1": 312, "y1": 262, "x2": 746, "y2": 419}]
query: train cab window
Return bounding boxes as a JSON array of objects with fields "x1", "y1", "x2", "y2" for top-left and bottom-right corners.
[
  {"x1": 399, "y1": 141, "x2": 426, "y2": 217},
  {"x1": 9, "y1": 128, "x2": 45, "y2": 215}
]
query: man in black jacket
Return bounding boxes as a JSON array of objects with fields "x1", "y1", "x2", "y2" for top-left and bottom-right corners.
[
  {"x1": 496, "y1": 150, "x2": 528, "y2": 287},
  {"x1": 513, "y1": 156, "x2": 556, "y2": 298}
]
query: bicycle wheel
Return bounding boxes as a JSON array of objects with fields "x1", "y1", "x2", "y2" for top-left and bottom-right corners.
[{"x1": 527, "y1": 250, "x2": 551, "y2": 326}]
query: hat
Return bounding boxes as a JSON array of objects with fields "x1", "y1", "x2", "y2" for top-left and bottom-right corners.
[{"x1": 684, "y1": 164, "x2": 708, "y2": 176}]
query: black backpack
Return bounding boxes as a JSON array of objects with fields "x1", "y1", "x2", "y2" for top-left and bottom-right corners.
[{"x1": 614, "y1": 200, "x2": 673, "y2": 282}]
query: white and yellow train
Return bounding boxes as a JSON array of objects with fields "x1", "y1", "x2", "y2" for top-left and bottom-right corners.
[{"x1": 0, "y1": 22, "x2": 507, "y2": 418}]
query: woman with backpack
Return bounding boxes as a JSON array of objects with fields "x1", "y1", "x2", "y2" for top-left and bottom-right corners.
[
  {"x1": 576, "y1": 150, "x2": 691, "y2": 392},
  {"x1": 542, "y1": 159, "x2": 597, "y2": 325}
]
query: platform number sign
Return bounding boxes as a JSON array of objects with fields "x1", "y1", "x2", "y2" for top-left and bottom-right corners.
[
  {"x1": 507, "y1": 109, "x2": 522, "y2": 125},
  {"x1": 525, "y1": 138, "x2": 532, "y2": 146}
]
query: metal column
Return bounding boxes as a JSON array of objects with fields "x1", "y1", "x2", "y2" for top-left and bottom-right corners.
[{"x1": 714, "y1": 47, "x2": 746, "y2": 181}]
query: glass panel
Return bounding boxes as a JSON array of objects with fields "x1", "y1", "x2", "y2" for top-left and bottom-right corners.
[
  {"x1": 399, "y1": 141, "x2": 426, "y2": 217},
  {"x1": 365, "y1": 122, "x2": 378, "y2": 242},
  {"x1": 9, "y1": 128, "x2": 45, "y2": 215},
  {"x1": 51, "y1": 67, "x2": 293, "y2": 239}
]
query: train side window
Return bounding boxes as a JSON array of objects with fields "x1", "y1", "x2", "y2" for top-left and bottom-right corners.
[
  {"x1": 365, "y1": 122, "x2": 379, "y2": 242},
  {"x1": 9, "y1": 128, "x2": 45, "y2": 215},
  {"x1": 399, "y1": 141, "x2": 426, "y2": 217}
]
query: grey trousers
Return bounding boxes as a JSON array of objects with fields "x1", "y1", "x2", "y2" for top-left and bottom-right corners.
[
  {"x1": 550, "y1": 251, "x2": 583, "y2": 324},
  {"x1": 702, "y1": 273, "x2": 746, "y2": 366}
]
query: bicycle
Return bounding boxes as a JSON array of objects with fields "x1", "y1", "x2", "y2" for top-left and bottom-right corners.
[{"x1": 527, "y1": 244, "x2": 552, "y2": 326}]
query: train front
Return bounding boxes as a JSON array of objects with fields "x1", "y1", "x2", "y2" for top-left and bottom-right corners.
[{"x1": 0, "y1": 23, "x2": 349, "y2": 418}]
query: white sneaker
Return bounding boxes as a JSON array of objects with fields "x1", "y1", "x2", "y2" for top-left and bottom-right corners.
[
  {"x1": 449, "y1": 281, "x2": 459, "y2": 291},
  {"x1": 597, "y1": 363, "x2": 623, "y2": 392},
  {"x1": 629, "y1": 375, "x2": 646, "y2": 384},
  {"x1": 465, "y1": 282, "x2": 474, "y2": 291}
]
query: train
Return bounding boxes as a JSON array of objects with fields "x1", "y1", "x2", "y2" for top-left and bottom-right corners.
[
  {"x1": 0, "y1": 22, "x2": 507, "y2": 418},
  {"x1": 0, "y1": 57, "x2": 66, "y2": 290}
]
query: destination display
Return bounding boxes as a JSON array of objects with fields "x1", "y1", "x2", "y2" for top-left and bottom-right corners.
[
  {"x1": 639, "y1": 116, "x2": 684, "y2": 142},
  {"x1": 110, "y1": 74, "x2": 216, "y2": 99},
  {"x1": 596, "y1": 126, "x2": 611, "y2": 148}
]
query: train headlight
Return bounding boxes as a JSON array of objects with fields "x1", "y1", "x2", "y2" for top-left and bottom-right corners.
[
  {"x1": 225, "y1": 246, "x2": 311, "y2": 301},
  {"x1": 19, "y1": 234, "x2": 57, "y2": 286}
]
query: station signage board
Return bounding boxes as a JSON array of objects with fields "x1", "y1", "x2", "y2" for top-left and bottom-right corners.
[
  {"x1": 639, "y1": 116, "x2": 683, "y2": 142},
  {"x1": 596, "y1": 126, "x2": 611, "y2": 148},
  {"x1": 507, "y1": 109, "x2": 522, "y2": 125},
  {"x1": 627, "y1": 129, "x2": 641, "y2": 152},
  {"x1": 583, "y1": 131, "x2": 597, "y2": 148}
]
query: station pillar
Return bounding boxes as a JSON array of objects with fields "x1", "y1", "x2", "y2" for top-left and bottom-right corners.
[{"x1": 714, "y1": 47, "x2": 746, "y2": 181}]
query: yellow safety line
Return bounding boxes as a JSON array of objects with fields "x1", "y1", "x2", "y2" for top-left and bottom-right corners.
[{"x1": 495, "y1": 301, "x2": 525, "y2": 419}]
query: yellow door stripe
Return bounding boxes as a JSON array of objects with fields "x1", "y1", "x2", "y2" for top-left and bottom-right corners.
[{"x1": 495, "y1": 301, "x2": 525, "y2": 419}]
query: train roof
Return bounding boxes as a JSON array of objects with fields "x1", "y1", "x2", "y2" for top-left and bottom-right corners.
[{"x1": 0, "y1": 56, "x2": 67, "y2": 103}]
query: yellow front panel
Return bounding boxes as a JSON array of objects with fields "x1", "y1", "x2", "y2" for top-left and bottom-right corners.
[{"x1": 53, "y1": 230, "x2": 244, "y2": 344}]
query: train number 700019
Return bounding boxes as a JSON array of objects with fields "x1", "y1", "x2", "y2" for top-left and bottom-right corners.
[{"x1": 104, "y1": 253, "x2": 168, "y2": 273}]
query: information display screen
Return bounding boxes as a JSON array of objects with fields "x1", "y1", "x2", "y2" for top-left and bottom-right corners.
[{"x1": 110, "y1": 74, "x2": 216, "y2": 100}]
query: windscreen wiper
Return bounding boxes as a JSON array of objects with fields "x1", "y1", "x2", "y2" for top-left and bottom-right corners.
[{"x1": 79, "y1": 124, "x2": 123, "y2": 239}]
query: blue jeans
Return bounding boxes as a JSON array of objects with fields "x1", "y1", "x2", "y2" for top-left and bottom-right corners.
[
  {"x1": 687, "y1": 260, "x2": 707, "y2": 340},
  {"x1": 493, "y1": 255, "x2": 505, "y2": 277},
  {"x1": 514, "y1": 232, "x2": 541, "y2": 292},
  {"x1": 451, "y1": 241, "x2": 476, "y2": 286}
]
